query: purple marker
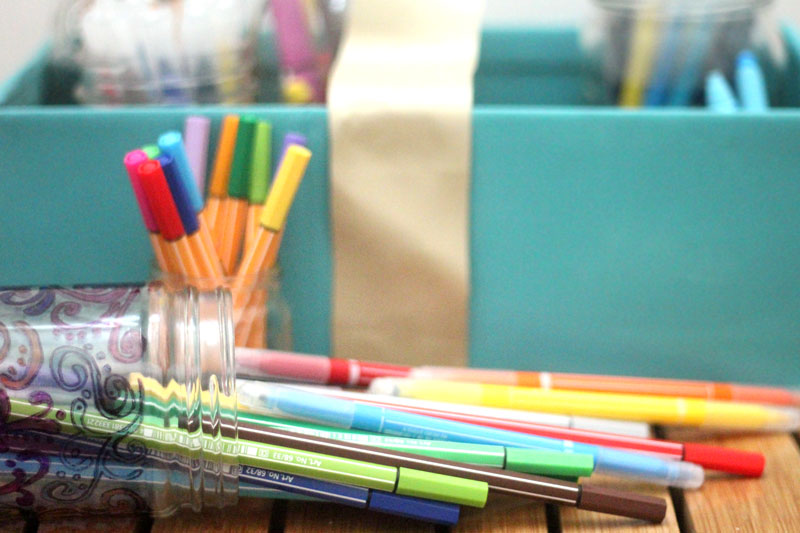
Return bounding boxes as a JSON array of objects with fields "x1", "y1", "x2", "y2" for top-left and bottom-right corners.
[
  {"x1": 183, "y1": 116, "x2": 211, "y2": 195},
  {"x1": 271, "y1": 0, "x2": 323, "y2": 103}
]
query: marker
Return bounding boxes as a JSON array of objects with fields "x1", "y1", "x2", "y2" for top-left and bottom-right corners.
[
  {"x1": 281, "y1": 383, "x2": 650, "y2": 438},
  {"x1": 159, "y1": 131, "x2": 223, "y2": 278},
  {"x1": 404, "y1": 364, "x2": 800, "y2": 408},
  {"x1": 141, "y1": 144, "x2": 161, "y2": 159},
  {"x1": 207, "y1": 115, "x2": 240, "y2": 250},
  {"x1": 123, "y1": 149, "x2": 169, "y2": 272},
  {"x1": 239, "y1": 413, "x2": 595, "y2": 479},
  {"x1": 373, "y1": 378, "x2": 800, "y2": 432},
  {"x1": 138, "y1": 159, "x2": 195, "y2": 277},
  {"x1": 668, "y1": 14, "x2": 714, "y2": 106},
  {"x1": 232, "y1": 145, "x2": 311, "y2": 325},
  {"x1": 272, "y1": 0, "x2": 323, "y2": 103},
  {"x1": 735, "y1": 50, "x2": 769, "y2": 112},
  {"x1": 705, "y1": 70, "x2": 739, "y2": 113},
  {"x1": 183, "y1": 115, "x2": 211, "y2": 194},
  {"x1": 231, "y1": 416, "x2": 667, "y2": 523},
  {"x1": 244, "y1": 121, "x2": 273, "y2": 253},
  {"x1": 619, "y1": 7, "x2": 660, "y2": 107},
  {"x1": 219, "y1": 115, "x2": 258, "y2": 274},
  {"x1": 643, "y1": 6, "x2": 683, "y2": 106},
  {"x1": 238, "y1": 383, "x2": 704, "y2": 488}
]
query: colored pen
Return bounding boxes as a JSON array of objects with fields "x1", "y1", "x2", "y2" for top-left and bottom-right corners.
[
  {"x1": 668, "y1": 13, "x2": 714, "y2": 106},
  {"x1": 183, "y1": 115, "x2": 211, "y2": 194},
  {"x1": 207, "y1": 115, "x2": 240, "y2": 250},
  {"x1": 232, "y1": 145, "x2": 311, "y2": 324},
  {"x1": 219, "y1": 115, "x2": 258, "y2": 274},
  {"x1": 158, "y1": 154, "x2": 217, "y2": 279},
  {"x1": 404, "y1": 365, "x2": 800, "y2": 407},
  {"x1": 239, "y1": 413, "x2": 595, "y2": 479},
  {"x1": 135, "y1": 383, "x2": 666, "y2": 523},
  {"x1": 158, "y1": 130, "x2": 223, "y2": 278},
  {"x1": 138, "y1": 159, "x2": 195, "y2": 277},
  {"x1": 373, "y1": 378, "x2": 800, "y2": 431},
  {"x1": 282, "y1": 383, "x2": 651, "y2": 438},
  {"x1": 229, "y1": 417, "x2": 667, "y2": 523},
  {"x1": 619, "y1": 7, "x2": 660, "y2": 107},
  {"x1": 141, "y1": 144, "x2": 161, "y2": 159},
  {"x1": 123, "y1": 149, "x2": 169, "y2": 272},
  {"x1": 238, "y1": 383, "x2": 704, "y2": 488},
  {"x1": 244, "y1": 121, "x2": 273, "y2": 253},
  {"x1": 705, "y1": 70, "x2": 739, "y2": 113},
  {"x1": 271, "y1": 0, "x2": 323, "y2": 103},
  {"x1": 735, "y1": 50, "x2": 769, "y2": 112},
  {"x1": 643, "y1": 4, "x2": 683, "y2": 106}
]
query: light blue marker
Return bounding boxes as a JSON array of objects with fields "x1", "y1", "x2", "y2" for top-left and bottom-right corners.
[
  {"x1": 238, "y1": 383, "x2": 705, "y2": 489},
  {"x1": 705, "y1": 70, "x2": 739, "y2": 112},
  {"x1": 735, "y1": 50, "x2": 769, "y2": 112},
  {"x1": 644, "y1": 7, "x2": 684, "y2": 106},
  {"x1": 159, "y1": 131, "x2": 204, "y2": 212}
]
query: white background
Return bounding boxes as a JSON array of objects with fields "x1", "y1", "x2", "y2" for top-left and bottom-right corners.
[{"x1": 1, "y1": 0, "x2": 800, "y2": 82}]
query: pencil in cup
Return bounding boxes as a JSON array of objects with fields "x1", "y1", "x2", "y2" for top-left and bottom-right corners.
[{"x1": 232, "y1": 145, "x2": 312, "y2": 342}]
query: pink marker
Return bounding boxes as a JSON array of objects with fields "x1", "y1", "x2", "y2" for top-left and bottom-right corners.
[
  {"x1": 271, "y1": 0, "x2": 323, "y2": 103},
  {"x1": 235, "y1": 348, "x2": 411, "y2": 387}
]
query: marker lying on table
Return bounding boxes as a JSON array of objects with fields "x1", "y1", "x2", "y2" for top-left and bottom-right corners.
[
  {"x1": 370, "y1": 378, "x2": 800, "y2": 431},
  {"x1": 287, "y1": 383, "x2": 650, "y2": 438},
  {"x1": 238, "y1": 383, "x2": 704, "y2": 489},
  {"x1": 281, "y1": 385, "x2": 765, "y2": 477},
  {"x1": 238, "y1": 412, "x2": 595, "y2": 479},
  {"x1": 226, "y1": 412, "x2": 667, "y2": 522}
]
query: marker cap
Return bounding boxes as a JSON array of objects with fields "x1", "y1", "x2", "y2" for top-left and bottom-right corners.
[
  {"x1": 228, "y1": 115, "x2": 258, "y2": 199},
  {"x1": 395, "y1": 467, "x2": 488, "y2": 508},
  {"x1": 158, "y1": 131, "x2": 204, "y2": 212},
  {"x1": 183, "y1": 115, "x2": 211, "y2": 194},
  {"x1": 506, "y1": 449, "x2": 595, "y2": 478},
  {"x1": 123, "y1": 150, "x2": 158, "y2": 232},
  {"x1": 158, "y1": 154, "x2": 199, "y2": 236},
  {"x1": 683, "y1": 443, "x2": 765, "y2": 477},
  {"x1": 259, "y1": 145, "x2": 311, "y2": 231},
  {"x1": 138, "y1": 160, "x2": 185, "y2": 241},
  {"x1": 367, "y1": 491, "x2": 460, "y2": 526},
  {"x1": 248, "y1": 121, "x2": 273, "y2": 204},
  {"x1": 141, "y1": 144, "x2": 161, "y2": 159}
]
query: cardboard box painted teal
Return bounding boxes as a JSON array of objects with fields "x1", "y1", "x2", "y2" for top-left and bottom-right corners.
[{"x1": 2, "y1": 29, "x2": 799, "y2": 385}]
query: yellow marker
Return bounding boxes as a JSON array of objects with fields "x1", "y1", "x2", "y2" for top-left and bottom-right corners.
[
  {"x1": 619, "y1": 6, "x2": 661, "y2": 107},
  {"x1": 373, "y1": 379, "x2": 800, "y2": 431}
]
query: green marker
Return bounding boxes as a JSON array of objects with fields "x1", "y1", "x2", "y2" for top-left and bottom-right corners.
[
  {"x1": 228, "y1": 115, "x2": 258, "y2": 200},
  {"x1": 240, "y1": 413, "x2": 595, "y2": 479},
  {"x1": 141, "y1": 144, "x2": 161, "y2": 159},
  {"x1": 248, "y1": 121, "x2": 272, "y2": 206}
]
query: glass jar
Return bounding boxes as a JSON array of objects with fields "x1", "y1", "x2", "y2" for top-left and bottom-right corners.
[
  {"x1": 583, "y1": 0, "x2": 774, "y2": 106},
  {"x1": 0, "y1": 283, "x2": 238, "y2": 521},
  {"x1": 51, "y1": 0, "x2": 267, "y2": 105}
]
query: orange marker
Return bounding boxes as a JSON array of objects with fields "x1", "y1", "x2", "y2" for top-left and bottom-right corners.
[
  {"x1": 206, "y1": 115, "x2": 240, "y2": 251},
  {"x1": 232, "y1": 145, "x2": 311, "y2": 331},
  {"x1": 138, "y1": 160, "x2": 199, "y2": 278},
  {"x1": 219, "y1": 115, "x2": 258, "y2": 274}
]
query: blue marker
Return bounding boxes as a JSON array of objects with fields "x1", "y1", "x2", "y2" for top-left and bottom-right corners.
[
  {"x1": 644, "y1": 11, "x2": 683, "y2": 106},
  {"x1": 158, "y1": 154, "x2": 199, "y2": 236},
  {"x1": 159, "y1": 131, "x2": 204, "y2": 213},
  {"x1": 238, "y1": 383, "x2": 704, "y2": 489},
  {"x1": 669, "y1": 15, "x2": 715, "y2": 106},
  {"x1": 735, "y1": 50, "x2": 769, "y2": 111},
  {"x1": 705, "y1": 70, "x2": 739, "y2": 113}
]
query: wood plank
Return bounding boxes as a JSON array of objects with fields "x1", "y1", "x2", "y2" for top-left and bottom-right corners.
[
  {"x1": 283, "y1": 501, "x2": 435, "y2": 533},
  {"x1": 451, "y1": 494, "x2": 548, "y2": 533},
  {"x1": 560, "y1": 475, "x2": 679, "y2": 533},
  {"x1": 151, "y1": 498, "x2": 273, "y2": 533},
  {"x1": 36, "y1": 514, "x2": 145, "y2": 533},
  {"x1": 665, "y1": 429, "x2": 800, "y2": 532}
]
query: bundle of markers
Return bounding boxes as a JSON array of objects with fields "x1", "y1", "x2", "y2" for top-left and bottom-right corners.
[{"x1": 123, "y1": 114, "x2": 310, "y2": 349}]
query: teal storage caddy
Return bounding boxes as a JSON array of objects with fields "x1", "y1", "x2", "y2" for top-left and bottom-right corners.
[{"x1": 2, "y1": 28, "x2": 799, "y2": 385}]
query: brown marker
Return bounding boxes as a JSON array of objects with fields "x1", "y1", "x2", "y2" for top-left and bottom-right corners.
[{"x1": 226, "y1": 421, "x2": 666, "y2": 523}]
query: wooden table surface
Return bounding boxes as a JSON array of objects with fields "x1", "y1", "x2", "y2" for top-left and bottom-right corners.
[{"x1": 4, "y1": 429, "x2": 799, "y2": 533}]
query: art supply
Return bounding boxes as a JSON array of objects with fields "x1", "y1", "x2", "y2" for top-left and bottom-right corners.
[
  {"x1": 619, "y1": 6, "x2": 661, "y2": 107},
  {"x1": 232, "y1": 145, "x2": 311, "y2": 324},
  {"x1": 238, "y1": 413, "x2": 596, "y2": 479},
  {"x1": 238, "y1": 383, "x2": 704, "y2": 488},
  {"x1": 276, "y1": 385, "x2": 764, "y2": 476},
  {"x1": 271, "y1": 0, "x2": 324, "y2": 103},
  {"x1": 244, "y1": 121, "x2": 273, "y2": 252},
  {"x1": 123, "y1": 149, "x2": 169, "y2": 271},
  {"x1": 735, "y1": 50, "x2": 769, "y2": 111},
  {"x1": 227, "y1": 412, "x2": 667, "y2": 522},
  {"x1": 184, "y1": 115, "x2": 211, "y2": 194},
  {"x1": 219, "y1": 115, "x2": 258, "y2": 274},
  {"x1": 141, "y1": 144, "x2": 161, "y2": 159},
  {"x1": 404, "y1": 365, "x2": 800, "y2": 407},
  {"x1": 207, "y1": 115, "x2": 240, "y2": 248},
  {"x1": 706, "y1": 70, "x2": 739, "y2": 112},
  {"x1": 138, "y1": 159, "x2": 194, "y2": 276},
  {"x1": 372, "y1": 378, "x2": 800, "y2": 431},
  {"x1": 643, "y1": 3, "x2": 683, "y2": 106},
  {"x1": 159, "y1": 130, "x2": 223, "y2": 278},
  {"x1": 284, "y1": 383, "x2": 651, "y2": 438}
]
